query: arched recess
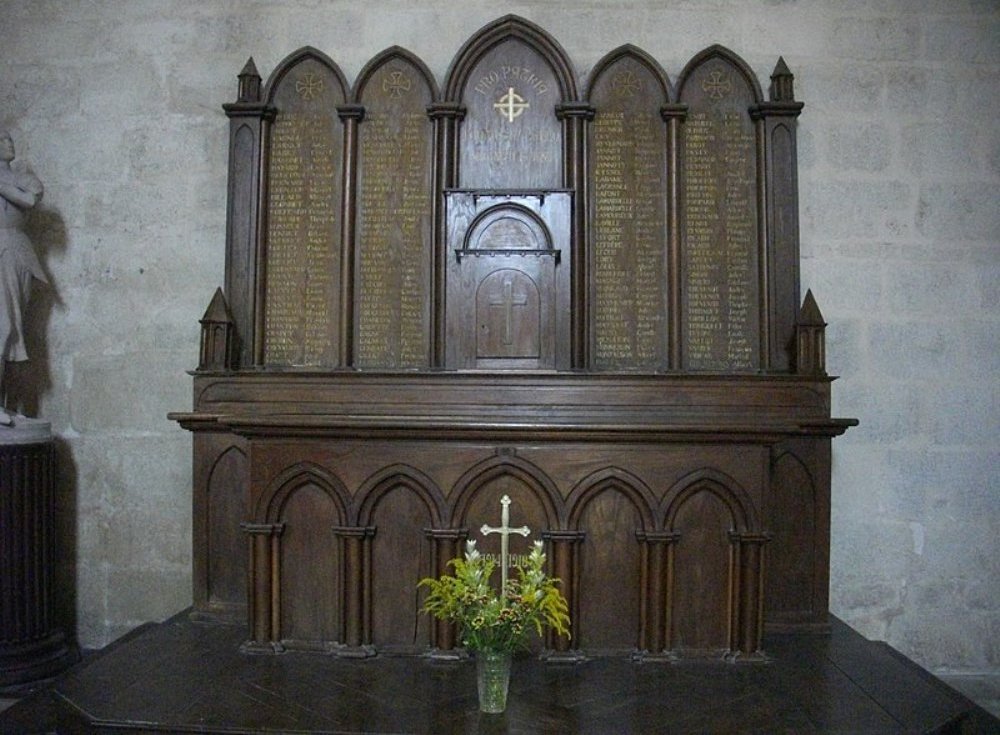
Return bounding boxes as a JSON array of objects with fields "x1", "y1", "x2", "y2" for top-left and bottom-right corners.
[
  {"x1": 352, "y1": 47, "x2": 438, "y2": 369},
  {"x1": 662, "y1": 470, "x2": 755, "y2": 654},
  {"x1": 766, "y1": 450, "x2": 816, "y2": 620},
  {"x1": 204, "y1": 445, "x2": 248, "y2": 612},
  {"x1": 356, "y1": 466, "x2": 445, "y2": 651},
  {"x1": 566, "y1": 468, "x2": 656, "y2": 653},
  {"x1": 263, "y1": 464, "x2": 350, "y2": 648},
  {"x1": 452, "y1": 454, "x2": 562, "y2": 548},
  {"x1": 260, "y1": 47, "x2": 349, "y2": 368},
  {"x1": 444, "y1": 15, "x2": 578, "y2": 189}
]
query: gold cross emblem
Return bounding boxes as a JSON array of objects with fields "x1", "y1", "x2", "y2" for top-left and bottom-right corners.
[{"x1": 493, "y1": 87, "x2": 530, "y2": 122}]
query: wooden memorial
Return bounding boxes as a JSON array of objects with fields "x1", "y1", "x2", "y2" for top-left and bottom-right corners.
[{"x1": 171, "y1": 16, "x2": 856, "y2": 661}]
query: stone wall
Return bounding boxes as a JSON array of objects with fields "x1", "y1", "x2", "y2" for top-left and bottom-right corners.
[{"x1": 1, "y1": 0, "x2": 996, "y2": 674}]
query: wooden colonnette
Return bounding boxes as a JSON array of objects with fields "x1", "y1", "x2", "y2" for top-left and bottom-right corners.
[{"x1": 172, "y1": 15, "x2": 855, "y2": 662}]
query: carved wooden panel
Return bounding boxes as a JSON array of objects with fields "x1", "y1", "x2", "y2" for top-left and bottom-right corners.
[
  {"x1": 669, "y1": 489, "x2": 733, "y2": 652},
  {"x1": 445, "y1": 193, "x2": 571, "y2": 369},
  {"x1": 278, "y1": 483, "x2": 342, "y2": 647},
  {"x1": 679, "y1": 48, "x2": 761, "y2": 371},
  {"x1": 262, "y1": 51, "x2": 347, "y2": 367},
  {"x1": 588, "y1": 48, "x2": 671, "y2": 371},
  {"x1": 354, "y1": 50, "x2": 435, "y2": 368},
  {"x1": 575, "y1": 489, "x2": 644, "y2": 653},
  {"x1": 206, "y1": 446, "x2": 247, "y2": 611},
  {"x1": 455, "y1": 39, "x2": 565, "y2": 189},
  {"x1": 366, "y1": 483, "x2": 434, "y2": 652}
]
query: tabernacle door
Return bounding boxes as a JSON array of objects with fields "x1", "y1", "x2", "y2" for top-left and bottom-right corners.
[{"x1": 445, "y1": 191, "x2": 571, "y2": 370}]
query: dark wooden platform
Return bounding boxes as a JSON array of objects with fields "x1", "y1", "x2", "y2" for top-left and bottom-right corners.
[{"x1": 1, "y1": 611, "x2": 996, "y2": 734}]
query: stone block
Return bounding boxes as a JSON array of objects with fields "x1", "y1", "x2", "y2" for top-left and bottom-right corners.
[
  {"x1": 802, "y1": 258, "x2": 882, "y2": 315},
  {"x1": 901, "y1": 122, "x2": 982, "y2": 178},
  {"x1": 826, "y1": 123, "x2": 892, "y2": 172},
  {"x1": 883, "y1": 261, "x2": 973, "y2": 317},
  {"x1": 835, "y1": 382, "x2": 922, "y2": 447},
  {"x1": 867, "y1": 321, "x2": 963, "y2": 380},
  {"x1": 885, "y1": 67, "x2": 957, "y2": 117},
  {"x1": 890, "y1": 609, "x2": 997, "y2": 671},
  {"x1": 800, "y1": 63, "x2": 883, "y2": 115},
  {"x1": 961, "y1": 319, "x2": 1000, "y2": 381},
  {"x1": 802, "y1": 180, "x2": 913, "y2": 240},
  {"x1": 917, "y1": 183, "x2": 1000, "y2": 240},
  {"x1": 829, "y1": 16, "x2": 921, "y2": 62},
  {"x1": 69, "y1": 351, "x2": 192, "y2": 434},
  {"x1": 923, "y1": 16, "x2": 1000, "y2": 65},
  {"x1": 923, "y1": 383, "x2": 999, "y2": 446},
  {"x1": 889, "y1": 450, "x2": 998, "y2": 540}
]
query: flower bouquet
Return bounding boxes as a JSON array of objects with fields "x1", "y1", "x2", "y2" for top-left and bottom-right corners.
[{"x1": 419, "y1": 539, "x2": 570, "y2": 712}]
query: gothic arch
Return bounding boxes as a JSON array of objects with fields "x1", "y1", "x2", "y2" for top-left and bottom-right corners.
[
  {"x1": 566, "y1": 467, "x2": 656, "y2": 530},
  {"x1": 585, "y1": 44, "x2": 674, "y2": 104},
  {"x1": 256, "y1": 462, "x2": 351, "y2": 525},
  {"x1": 263, "y1": 46, "x2": 349, "y2": 104},
  {"x1": 355, "y1": 464, "x2": 446, "y2": 527},
  {"x1": 352, "y1": 45, "x2": 439, "y2": 103},
  {"x1": 444, "y1": 15, "x2": 577, "y2": 101},
  {"x1": 676, "y1": 44, "x2": 763, "y2": 103},
  {"x1": 450, "y1": 454, "x2": 562, "y2": 528},
  {"x1": 661, "y1": 468, "x2": 757, "y2": 533}
]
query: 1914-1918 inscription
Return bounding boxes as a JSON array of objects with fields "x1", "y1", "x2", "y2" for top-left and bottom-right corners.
[
  {"x1": 264, "y1": 58, "x2": 344, "y2": 366},
  {"x1": 356, "y1": 60, "x2": 434, "y2": 368},
  {"x1": 590, "y1": 56, "x2": 668, "y2": 370},
  {"x1": 681, "y1": 60, "x2": 759, "y2": 370}
]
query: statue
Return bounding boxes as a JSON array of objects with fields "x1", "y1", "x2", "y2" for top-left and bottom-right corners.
[{"x1": 0, "y1": 130, "x2": 47, "y2": 426}]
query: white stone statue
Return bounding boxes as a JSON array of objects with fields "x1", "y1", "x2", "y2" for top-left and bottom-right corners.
[{"x1": 0, "y1": 130, "x2": 47, "y2": 426}]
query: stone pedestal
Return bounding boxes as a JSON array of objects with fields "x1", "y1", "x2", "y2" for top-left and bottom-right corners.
[{"x1": 0, "y1": 418, "x2": 78, "y2": 688}]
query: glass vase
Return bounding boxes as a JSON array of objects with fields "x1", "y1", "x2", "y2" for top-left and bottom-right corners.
[{"x1": 475, "y1": 650, "x2": 512, "y2": 713}]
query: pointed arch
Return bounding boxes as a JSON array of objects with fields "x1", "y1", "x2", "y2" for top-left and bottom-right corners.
[
  {"x1": 566, "y1": 467, "x2": 653, "y2": 654},
  {"x1": 585, "y1": 44, "x2": 673, "y2": 104},
  {"x1": 566, "y1": 467, "x2": 656, "y2": 530},
  {"x1": 767, "y1": 449, "x2": 818, "y2": 615},
  {"x1": 661, "y1": 468, "x2": 757, "y2": 532},
  {"x1": 205, "y1": 444, "x2": 248, "y2": 609},
  {"x1": 352, "y1": 45, "x2": 439, "y2": 103},
  {"x1": 263, "y1": 46, "x2": 349, "y2": 104},
  {"x1": 257, "y1": 462, "x2": 351, "y2": 525},
  {"x1": 451, "y1": 454, "x2": 562, "y2": 529},
  {"x1": 444, "y1": 15, "x2": 577, "y2": 101},
  {"x1": 676, "y1": 44, "x2": 763, "y2": 103},
  {"x1": 355, "y1": 464, "x2": 446, "y2": 527}
]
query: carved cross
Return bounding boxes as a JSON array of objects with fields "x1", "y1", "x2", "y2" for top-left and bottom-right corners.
[
  {"x1": 480, "y1": 495, "x2": 531, "y2": 593},
  {"x1": 488, "y1": 278, "x2": 528, "y2": 345}
]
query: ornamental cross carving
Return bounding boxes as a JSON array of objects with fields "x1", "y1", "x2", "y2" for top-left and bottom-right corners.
[
  {"x1": 480, "y1": 495, "x2": 530, "y2": 592},
  {"x1": 488, "y1": 277, "x2": 529, "y2": 345}
]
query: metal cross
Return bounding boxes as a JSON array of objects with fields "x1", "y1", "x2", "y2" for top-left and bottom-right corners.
[{"x1": 480, "y1": 495, "x2": 531, "y2": 592}]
